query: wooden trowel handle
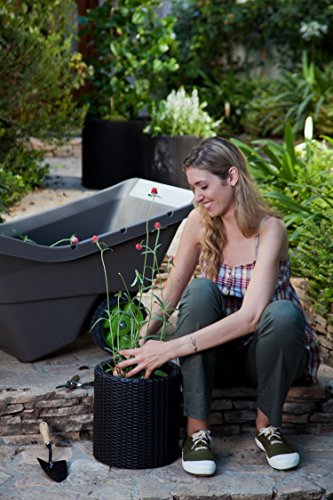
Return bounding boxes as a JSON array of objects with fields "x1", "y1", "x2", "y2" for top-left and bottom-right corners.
[{"x1": 39, "y1": 421, "x2": 51, "y2": 444}]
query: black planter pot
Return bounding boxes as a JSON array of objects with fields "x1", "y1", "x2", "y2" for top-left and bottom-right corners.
[
  {"x1": 143, "y1": 135, "x2": 200, "y2": 188},
  {"x1": 93, "y1": 360, "x2": 181, "y2": 469},
  {"x1": 82, "y1": 118, "x2": 146, "y2": 189}
]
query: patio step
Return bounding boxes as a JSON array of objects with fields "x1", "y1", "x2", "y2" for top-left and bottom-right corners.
[{"x1": 0, "y1": 373, "x2": 332, "y2": 446}]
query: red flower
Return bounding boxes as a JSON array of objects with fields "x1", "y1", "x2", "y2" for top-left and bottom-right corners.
[
  {"x1": 154, "y1": 221, "x2": 161, "y2": 230},
  {"x1": 71, "y1": 236, "x2": 79, "y2": 245},
  {"x1": 151, "y1": 187, "x2": 158, "y2": 195},
  {"x1": 135, "y1": 243, "x2": 142, "y2": 251},
  {"x1": 167, "y1": 255, "x2": 174, "y2": 262},
  {"x1": 92, "y1": 235, "x2": 99, "y2": 242}
]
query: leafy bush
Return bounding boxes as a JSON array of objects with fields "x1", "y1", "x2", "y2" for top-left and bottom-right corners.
[
  {"x1": 172, "y1": 0, "x2": 333, "y2": 72},
  {"x1": 79, "y1": 0, "x2": 179, "y2": 120},
  {"x1": 0, "y1": 142, "x2": 47, "y2": 209},
  {"x1": 144, "y1": 88, "x2": 221, "y2": 137},
  {"x1": 232, "y1": 124, "x2": 333, "y2": 236},
  {"x1": 169, "y1": 1, "x2": 333, "y2": 136},
  {"x1": 316, "y1": 92, "x2": 333, "y2": 136},
  {"x1": 291, "y1": 218, "x2": 333, "y2": 320},
  {"x1": 242, "y1": 53, "x2": 333, "y2": 137},
  {"x1": 0, "y1": 1, "x2": 87, "y2": 140},
  {"x1": 0, "y1": 0, "x2": 88, "y2": 217}
]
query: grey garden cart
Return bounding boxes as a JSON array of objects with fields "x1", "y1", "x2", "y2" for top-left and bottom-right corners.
[{"x1": 0, "y1": 178, "x2": 193, "y2": 362}]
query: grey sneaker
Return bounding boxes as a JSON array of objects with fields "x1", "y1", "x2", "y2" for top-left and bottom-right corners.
[
  {"x1": 255, "y1": 426, "x2": 300, "y2": 470},
  {"x1": 182, "y1": 429, "x2": 216, "y2": 476}
]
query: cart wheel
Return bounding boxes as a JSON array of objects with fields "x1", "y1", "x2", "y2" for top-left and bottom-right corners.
[{"x1": 90, "y1": 296, "x2": 146, "y2": 352}]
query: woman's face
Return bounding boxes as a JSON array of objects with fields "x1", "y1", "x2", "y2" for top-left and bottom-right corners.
[{"x1": 186, "y1": 166, "x2": 236, "y2": 218}]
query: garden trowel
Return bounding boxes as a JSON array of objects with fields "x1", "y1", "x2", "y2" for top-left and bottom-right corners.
[{"x1": 37, "y1": 421, "x2": 68, "y2": 483}]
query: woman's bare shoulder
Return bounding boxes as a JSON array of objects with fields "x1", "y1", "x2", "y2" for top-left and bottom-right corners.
[
  {"x1": 187, "y1": 207, "x2": 201, "y2": 222},
  {"x1": 258, "y1": 216, "x2": 288, "y2": 258},
  {"x1": 181, "y1": 208, "x2": 204, "y2": 241},
  {"x1": 259, "y1": 216, "x2": 286, "y2": 236}
]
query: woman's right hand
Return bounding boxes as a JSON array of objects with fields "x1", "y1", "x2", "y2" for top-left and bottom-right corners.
[{"x1": 118, "y1": 339, "x2": 172, "y2": 379}]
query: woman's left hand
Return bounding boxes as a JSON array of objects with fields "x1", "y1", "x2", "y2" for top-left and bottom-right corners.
[{"x1": 117, "y1": 340, "x2": 172, "y2": 379}]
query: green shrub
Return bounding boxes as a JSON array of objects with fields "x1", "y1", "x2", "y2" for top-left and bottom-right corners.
[
  {"x1": 316, "y1": 92, "x2": 333, "y2": 136},
  {"x1": 242, "y1": 54, "x2": 333, "y2": 137},
  {"x1": 232, "y1": 124, "x2": 333, "y2": 236},
  {"x1": 79, "y1": 0, "x2": 179, "y2": 120},
  {"x1": 169, "y1": 1, "x2": 333, "y2": 136},
  {"x1": 0, "y1": 146, "x2": 47, "y2": 207},
  {"x1": 291, "y1": 217, "x2": 333, "y2": 320},
  {"x1": 0, "y1": 0, "x2": 88, "y2": 217},
  {"x1": 0, "y1": 0, "x2": 87, "y2": 140}
]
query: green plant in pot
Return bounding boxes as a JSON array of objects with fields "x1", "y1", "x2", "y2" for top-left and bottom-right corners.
[
  {"x1": 90, "y1": 187, "x2": 174, "y2": 369},
  {"x1": 90, "y1": 186, "x2": 182, "y2": 470},
  {"x1": 143, "y1": 87, "x2": 222, "y2": 188},
  {"x1": 79, "y1": 0, "x2": 179, "y2": 189}
]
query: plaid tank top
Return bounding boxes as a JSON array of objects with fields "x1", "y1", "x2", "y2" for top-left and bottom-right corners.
[{"x1": 205, "y1": 236, "x2": 320, "y2": 384}]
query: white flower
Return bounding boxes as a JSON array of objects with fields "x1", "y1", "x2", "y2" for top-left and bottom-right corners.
[
  {"x1": 304, "y1": 116, "x2": 313, "y2": 142},
  {"x1": 299, "y1": 21, "x2": 328, "y2": 41},
  {"x1": 145, "y1": 87, "x2": 222, "y2": 137}
]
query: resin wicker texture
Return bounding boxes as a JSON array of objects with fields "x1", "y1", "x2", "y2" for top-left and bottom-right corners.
[{"x1": 93, "y1": 360, "x2": 181, "y2": 469}]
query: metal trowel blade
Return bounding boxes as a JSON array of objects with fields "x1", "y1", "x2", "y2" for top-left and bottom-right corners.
[{"x1": 37, "y1": 456, "x2": 68, "y2": 483}]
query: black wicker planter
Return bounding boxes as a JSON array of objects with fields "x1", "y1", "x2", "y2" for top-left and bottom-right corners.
[{"x1": 93, "y1": 360, "x2": 181, "y2": 469}]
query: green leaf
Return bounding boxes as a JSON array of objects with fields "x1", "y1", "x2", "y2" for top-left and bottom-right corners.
[
  {"x1": 153, "y1": 369, "x2": 168, "y2": 378},
  {"x1": 280, "y1": 153, "x2": 295, "y2": 182},
  {"x1": 265, "y1": 191, "x2": 313, "y2": 215},
  {"x1": 152, "y1": 59, "x2": 163, "y2": 73},
  {"x1": 284, "y1": 124, "x2": 297, "y2": 166},
  {"x1": 132, "y1": 10, "x2": 146, "y2": 25},
  {"x1": 110, "y1": 42, "x2": 119, "y2": 57}
]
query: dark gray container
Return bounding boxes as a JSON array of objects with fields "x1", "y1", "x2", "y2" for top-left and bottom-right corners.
[
  {"x1": 0, "y1": 178, "x2": 193, "y2": 362},
  {"x1": 143, "y1": 135, "x2": 200, "y2": 188}
]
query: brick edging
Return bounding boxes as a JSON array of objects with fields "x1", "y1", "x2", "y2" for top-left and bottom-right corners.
[{"x1": 1, "y1": 381, "x2": 332, "y2": 445}]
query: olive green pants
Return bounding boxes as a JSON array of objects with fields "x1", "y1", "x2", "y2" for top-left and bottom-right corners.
[{"x1": 176, "y1": 278, "x2": 308, "y2": 427}]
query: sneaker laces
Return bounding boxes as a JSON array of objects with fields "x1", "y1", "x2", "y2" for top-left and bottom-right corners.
[
  {"x1": 258, "y1": 426, "x2": 284, "y2": 445},
  {"x1": 191, "y1": 430, "x2": 211, "y2": 451}
]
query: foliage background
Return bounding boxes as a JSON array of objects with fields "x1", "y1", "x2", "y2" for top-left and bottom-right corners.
[
  {"x1": 168, "y1": 0, "x2": 333, "y2": 136},
  {"x1": 79, "y1": 0, "x2": 179, "y2": 121},
  {"x1": 0, "y1": 0, "x2": 87, "y2": 213}
]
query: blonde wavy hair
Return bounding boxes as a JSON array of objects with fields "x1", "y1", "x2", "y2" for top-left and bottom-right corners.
[{"x1": 183, "y1": 137, "x2": 279, "y2": 278}]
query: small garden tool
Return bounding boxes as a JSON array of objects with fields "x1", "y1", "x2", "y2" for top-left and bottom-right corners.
[
  {"x1": 56, "y1": 374, "x2": 93, "y2": 390},
  {"x1": 37, "y1": 421, "x2": 68, "y2": 483}
]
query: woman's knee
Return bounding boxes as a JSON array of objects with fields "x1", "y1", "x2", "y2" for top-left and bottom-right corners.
[
  {"x1": 180, "y1": 278, "x2": 222, "y2": 311},
  {"x1": 176, "y1": 278, "x2": 224, "y2": 338},
  {"x1": 258, "y1": 300, "x2": 306, "y2": 344}
]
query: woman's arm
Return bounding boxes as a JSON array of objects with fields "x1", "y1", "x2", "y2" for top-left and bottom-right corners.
[{"x1": 119, "y1": 217, "x2": 288, "y2": 377}]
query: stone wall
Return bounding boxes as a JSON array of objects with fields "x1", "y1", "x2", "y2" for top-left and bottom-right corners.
[
  {"x1": 209, "y1": 382, "x2": 333, "y2": 436},
  {"x1": 1, "y1": 381, "x2": 332, "y2": 445},
  {"x1": 0, "y1": 386, "x2": 94, "y2": 445}
]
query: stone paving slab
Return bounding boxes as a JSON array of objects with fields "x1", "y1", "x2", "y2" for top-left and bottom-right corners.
[{"x1": 0, "y1": 433, "x2": 333, "y2": 499}]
